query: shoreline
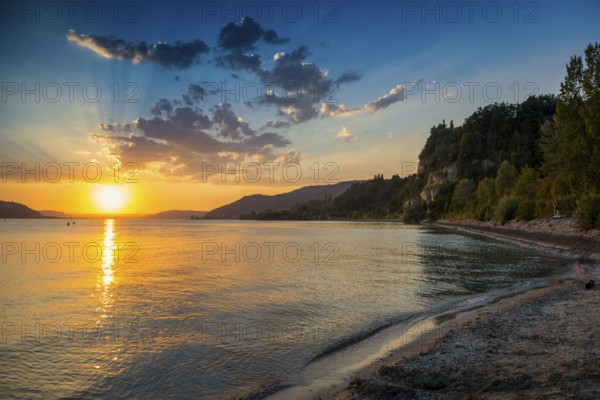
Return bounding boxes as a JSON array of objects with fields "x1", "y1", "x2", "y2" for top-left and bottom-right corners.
[
  {"x1": 313, "y1": 217, "x2": 600, "y2": 399},
  {"x1": 435, "y1": 217, "x2": 600, "y2": 262}
]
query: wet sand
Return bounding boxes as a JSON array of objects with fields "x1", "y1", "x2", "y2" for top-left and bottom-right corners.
[{"x1": 318, "y1": 218, "x2": 600, "y2": 399}]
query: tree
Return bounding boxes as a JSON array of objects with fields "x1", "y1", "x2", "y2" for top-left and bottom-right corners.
[
  {"x1": 515, "y1": 166, "x2": 539, "y2": 198},
  {"x1": 542, "y1": 43, "x2": 600, "y2": 195},
  {"x1": 451, "y1": 179, "x2": 476, "y2": 212},
  {"x1": 476, "y1": 177, "x2": 496, "y2": 221},
  {"x1": 495, "y1": 160, "x2": 518, "y2": 197}
]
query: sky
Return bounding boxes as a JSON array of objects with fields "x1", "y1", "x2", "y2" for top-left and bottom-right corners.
[{"x1": 1, "y1": 0, "x2": 599, "y2": 214}]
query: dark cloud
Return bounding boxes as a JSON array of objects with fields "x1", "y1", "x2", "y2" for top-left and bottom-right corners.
[
  {"x1": 95, "y1": 97, "x2": 292, "y2": 180},
  {"x1": 263, "y1": 29, "x2": 290, "y2": 45},
  {"x1": 170, "y1": 107, "x2": 212, "y2": 129},
  {"x1": 214, "y1": 52, "x2": 263, "y2": 74},
  {"x1": 67, "y1": 29, "x2": 209, "y2": 69},
  {"x1": 260, "y1": 93, "x2": 320, "y2": 124},
  {"x1": 91, "y1": 133, "x2": 176, "y2": 166},
  {"x1": 99, "y1": 123, "x2": 132, "y2": 132},
  {"x1": 335, "y1": 71, "x2": 362, "y2": 84},
  {"x1": 256, "y1": 46, "x2": 334, "y2": 124},
  {"x1": 182, "y1": 84, "x2": 208, "y2": 106},
  {"x1": 136, "y1": 116, "x2": 223, "y2": 152},
  {"x1": 262, "y1": 119, "x2": 291, "y2": 130},
  {"x1": 218, "y1": 17, "x2": 265, "y2": 50},
  {"x1": 213, "y1": 18, "x2": 288, "y2": 76},
  {"x1": 153, "y1": 85, "x2": 211, "y2": 114},
  {"x1": 217, "y1": 17, "x2": 290, "y2": 50},
  {"x1": 150, "y1": 98, "x2": 174, "y2": 116},
  {"x1": 214, "y1": 45, "x2": 362, "y2": 125},
  {"x1": 238, "y1": 132, "x2": 290, "y2": 150},
  {"x1": 212, "y1": 103, "x2": 254, "y2": 139},
  {"x1": 263, "y1": 46, "x2": 325, "y2": 90}
]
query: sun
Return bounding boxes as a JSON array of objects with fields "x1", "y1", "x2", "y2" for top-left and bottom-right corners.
[{"x1": 93, "y1": 185, "x2": 129, "y2": 213}]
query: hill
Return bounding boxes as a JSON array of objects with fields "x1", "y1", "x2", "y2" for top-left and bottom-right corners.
[
  {"x1": 38, "y1": 210, "x2": 72, "y2": 218},
  {"x1": 145, "y1": 210, "x2": 207, "y2": 219},
  {"x1": 0, "y1": 201, "x2": 44, "y2": 218},
  {"x1": 204, "y1": 181, "x2": 357, "y2": 219}
]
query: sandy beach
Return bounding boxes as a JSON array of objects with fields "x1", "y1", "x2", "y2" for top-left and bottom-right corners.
[{"x1": 319, "y1": 218, "x2": 600, "y2": 399}]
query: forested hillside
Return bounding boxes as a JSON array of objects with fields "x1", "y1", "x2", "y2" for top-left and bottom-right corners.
[{"x1": 242, "y1": 43, "x2": 600, "y2": 229}]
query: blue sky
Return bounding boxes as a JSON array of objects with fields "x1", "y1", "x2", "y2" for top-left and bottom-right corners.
[{"x1": 1, "y1": 0, "x2": 599, "y2": 212}]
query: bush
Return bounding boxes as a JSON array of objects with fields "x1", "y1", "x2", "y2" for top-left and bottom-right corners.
[
  {"x1": 494, "y1": 195, "x2": 519, "y2": 225},
  {"x1": 450, "y1": 179, "x2": 476, "y2": 211},
  {"x1": 426, "y1": 199, "x2": 444, "y2": 221},
  {"x1": 556, "y1": 195, "x2": 577, "y2": 216},
  {"x1": 403, "y1": 199, "x2": 426, "y2": 224},
  {"x1": 575, "y1": 195, "x2": 600, "y2": 230},
  {"x1": 516, "y1": 199, "x2": 535, "y2": 221},
  {"x1": 475, "y1": 204, "x2": 493, "y2": 221},
  {"x1": 535, "y1": 199, "x2": 552, "y2": 218}
]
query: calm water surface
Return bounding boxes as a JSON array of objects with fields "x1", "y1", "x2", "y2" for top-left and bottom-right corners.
[{"x1": 0, "y1": 219, "x2": 569, "y2": 398}]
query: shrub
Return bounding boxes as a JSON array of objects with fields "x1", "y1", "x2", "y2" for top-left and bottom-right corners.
[
  {"x1": 475, "y1": 205, "x2": 493, "y2": 221},
  {"x1": 516, "y1": 199, "x2": 536, "y2": 221},
  {"x1": 494, "y1": 195, "x2": 519, "y2": 225},
  {"x1": 535, "y1": 199, "x2": 552, "y2": 218},
  {"x1": 556, "y1": 195, "x2": 577, "y2": 216},
  {"x1": 426, "y1": 199, "x2": 444, "y2": 221},
  {"x1": 451, "y1": 179, "x2": 476, "y2": 211},
  {"x1": 403, "y1": 199, "x2": 426, "y2": 224},
  {"x1": 575, "y1": 195, "x2": 600, "y2": 230}
]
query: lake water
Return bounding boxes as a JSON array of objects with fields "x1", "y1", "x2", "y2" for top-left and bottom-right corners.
[{"x1": 0, "y1": 219, "x2": 570, "y2": 398}]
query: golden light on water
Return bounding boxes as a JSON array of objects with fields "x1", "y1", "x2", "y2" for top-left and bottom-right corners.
[
  {"x1": 98, "y1": 219, "x2": 115, "y2": 318},
  {"x1": 102, "y1": 219, "x2": 115, "y2": 286}
]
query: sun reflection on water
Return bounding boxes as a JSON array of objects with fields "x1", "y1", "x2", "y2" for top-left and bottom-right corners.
[{"x1": 98, "y1": 219, "x2": 115, "y2": 318}]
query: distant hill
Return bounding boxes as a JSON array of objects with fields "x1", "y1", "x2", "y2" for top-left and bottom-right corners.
[
  {"x1": 0, "y1": 201, "x2": 44, "y2": 218},
  {"x1": 145, "y1": 210, "x2": 207, "y2": 219},
  {"x1": 70, "y1": 213, "x2": 145, "y2": 219},
  {"x1": 38, "y1": 210, "x2": 72, "y2": 218},
  {"x1": 204, "y1": 181, "x2": 357, "y2": 219}
]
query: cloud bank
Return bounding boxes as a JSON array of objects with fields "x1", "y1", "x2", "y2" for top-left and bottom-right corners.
[{"x1": 67, "y1": 30, "x2": 209, "y2": 69}]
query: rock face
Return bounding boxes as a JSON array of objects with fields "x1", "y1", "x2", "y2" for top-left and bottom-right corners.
[{"x1": 419, "y1": 163, "x2": 457, "y2": 202}]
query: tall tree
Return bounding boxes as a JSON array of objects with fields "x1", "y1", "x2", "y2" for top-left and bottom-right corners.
[
  {"x1": 495, "y1": 160, "x2": 518, "y2": 197},
  {"x1": 542, "y1": 43, "x2": 600, "y2": 194}
]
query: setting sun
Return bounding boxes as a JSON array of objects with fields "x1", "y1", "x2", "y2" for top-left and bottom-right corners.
[{"x1": 93, "y1": 185, "x2": 129, "y2": 213}]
